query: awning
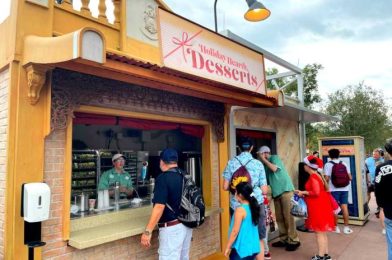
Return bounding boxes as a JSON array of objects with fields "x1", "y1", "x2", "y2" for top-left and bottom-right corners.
[{"x1": 237, "y1": 102, "x2": 338, "y2": 123}]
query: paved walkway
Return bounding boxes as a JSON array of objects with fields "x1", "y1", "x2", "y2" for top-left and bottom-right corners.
[{"x1": 271, "y1": 199, "x2": 388, "y2": 260}]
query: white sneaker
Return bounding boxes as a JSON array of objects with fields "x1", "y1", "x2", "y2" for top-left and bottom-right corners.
[
  {"x1": 382, "y1": 229, "x2": 386, "y2": 235},
  {"x1": 343, "y1": 226, "x2": 353, "y2": 234},
  {"x1": 334, "y1": 226, "x2": 341, "y2": 234}
]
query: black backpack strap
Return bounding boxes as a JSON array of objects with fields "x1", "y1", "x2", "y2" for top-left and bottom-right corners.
[
  {"x1": 234, "y1": 157, "x2": 243, "y2": 166},
  {"x1": 244, "y1": 159, "x2": 253, "y2": 166},
  {"x1": 234, "y1": 157, "x2": 253, "y2": 166}
]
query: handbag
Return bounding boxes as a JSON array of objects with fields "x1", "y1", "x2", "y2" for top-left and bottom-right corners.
[{"x1": 290, "y1": 194, "x2": 308, "y2": 218}]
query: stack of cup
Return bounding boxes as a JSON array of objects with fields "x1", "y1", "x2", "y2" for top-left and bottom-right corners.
[
  {"x1": 103, "y1": 189, "x2": 110, "y2": 208},
  {"x1": 98, "y1": 190, "x2": 104, "y2": 209}
]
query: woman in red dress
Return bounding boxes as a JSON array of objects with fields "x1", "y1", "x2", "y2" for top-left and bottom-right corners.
[{"x1": 296, "y1": 156, "x2": 336, "y2": 260}]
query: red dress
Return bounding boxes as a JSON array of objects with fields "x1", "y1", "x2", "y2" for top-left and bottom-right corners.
[{"x1": 304, "y1": 173, "x2": 336, "y2": 232}]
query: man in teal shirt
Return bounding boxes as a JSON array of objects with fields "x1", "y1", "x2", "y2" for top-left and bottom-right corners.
[
  {"x1": 98, "y1": 153, "x2": 134, "y2": 199},
  {"x1": 258, "y1": 146, "x2": 300, "y2": 251}
]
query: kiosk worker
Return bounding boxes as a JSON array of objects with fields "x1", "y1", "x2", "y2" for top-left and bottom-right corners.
[{"x1": 98, "y1": 153, "x2": 134, "y2": 198}]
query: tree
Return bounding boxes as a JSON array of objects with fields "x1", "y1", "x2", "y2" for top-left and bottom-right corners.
[
  {"x1": 322, "y1": 82, "x2": 392, "y2": 152},
  {"x1": 302, "y1": 64, "x2": 322, "y2": 109}
]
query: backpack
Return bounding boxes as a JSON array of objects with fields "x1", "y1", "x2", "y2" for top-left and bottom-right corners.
[
  {"x1": 167, "y1": 169, "x2": 205, "y2": 228},
  {"x1": 229, "y1": 157, "x2": 253, "y2": 194},
  {"x1": 330, "y1": 161, "x2": 350, "y2": 187}
]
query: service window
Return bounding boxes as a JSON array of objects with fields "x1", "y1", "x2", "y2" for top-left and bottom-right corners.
[{"x1": 70, "y1": 112, "x2": 203, "y2": 219}]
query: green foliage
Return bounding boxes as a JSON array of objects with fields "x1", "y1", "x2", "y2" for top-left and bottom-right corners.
[
  {"x1": 266, "y1": 68, "x2": 285, "y2": 90},
  {"x1": 322, "y1": 82, "x2": 392, "y2": 152},
  {"x1": 302, "y1": 64, "x2": 322, "y2": 109},
  {"x1": 265, "y1": 64, "x2": 322, "y2": 109}
]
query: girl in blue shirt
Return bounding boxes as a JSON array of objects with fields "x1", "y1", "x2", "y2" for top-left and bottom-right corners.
[{"x1": 225, "y1": 182, "x2": 261, "y2": 260}]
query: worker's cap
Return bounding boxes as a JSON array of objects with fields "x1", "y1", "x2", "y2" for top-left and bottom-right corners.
[
  {"x1": 160, "y1": 148, "x2": 178, "y2": 163},
  {"x1": 257, "y1": 146, "x2": 271, "y2": 154},
  {"x1": 112, "y1": 153, "x2": 125, "y2": 162}
]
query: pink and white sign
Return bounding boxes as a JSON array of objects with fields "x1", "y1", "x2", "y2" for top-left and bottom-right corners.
[{"x1": 158, "y1": 8, "x2": 266, "y2": 95}]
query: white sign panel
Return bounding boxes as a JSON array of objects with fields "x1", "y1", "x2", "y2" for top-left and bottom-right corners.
[{"x1": 158, "y1": 8, "x2": 266, "y2": 95}]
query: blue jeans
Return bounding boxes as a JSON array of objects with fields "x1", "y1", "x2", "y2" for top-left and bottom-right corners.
[
  {"x1": 158, "y1": 223, "x2": 193, "y2": 260},
  {"x1": 385, "y1": 217, "x2": 392, "y2": 260}
]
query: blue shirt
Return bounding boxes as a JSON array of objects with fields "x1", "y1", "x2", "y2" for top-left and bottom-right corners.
[
  {"x1": 223, "y1": 152, "x2": 267, "y2": 209},
  {"x1": 366, "y1": 157, "x2": 384, "y2": 183},
  {"x1": 229, "y1": 204, "x2": 260, "y2": 258}
]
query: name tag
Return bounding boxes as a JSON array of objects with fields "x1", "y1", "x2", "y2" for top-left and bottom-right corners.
[{"x1": 109, "y1": 174, "x2": 114, "y2": 179}]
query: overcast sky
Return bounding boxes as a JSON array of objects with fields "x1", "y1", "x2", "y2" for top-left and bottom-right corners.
[
  {"x1": 1, "y1": 0, "x2": 391, "y2": 103},
  {"x1": 164, "y1": 0, "x2": 392, "y2": 103}
]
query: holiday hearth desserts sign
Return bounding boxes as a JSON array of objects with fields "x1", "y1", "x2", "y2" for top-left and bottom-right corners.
[{"x1": 158, "y1": 8, "x2": 266, "y2": 95}]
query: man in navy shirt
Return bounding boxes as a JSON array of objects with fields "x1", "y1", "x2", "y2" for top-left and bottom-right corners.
[{"x1": 141, "y1": 148, "x2": 192, "y2": 260}]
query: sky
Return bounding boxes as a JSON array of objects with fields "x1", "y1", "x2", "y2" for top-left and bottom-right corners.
[
  {"x1": 163, "y1": 0, "x2": 392, "y2": 104},
  {"x1": 1, "y1": 0, "x2": 391, "y2": 103}
]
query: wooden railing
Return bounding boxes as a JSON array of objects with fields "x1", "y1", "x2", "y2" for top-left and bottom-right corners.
[{"x1": 55, "y1": 0, "x2": 120, "y2": 29}]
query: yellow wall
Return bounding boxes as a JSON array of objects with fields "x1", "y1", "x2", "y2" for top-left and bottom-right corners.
[
  {"x1": 0, "y1": 66, "x2": 10, "y2": 259},
  {"x1": 5, "y1": 60, "x2": 51, "y2": 259}
]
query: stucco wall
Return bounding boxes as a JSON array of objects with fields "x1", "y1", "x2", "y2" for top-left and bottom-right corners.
[
  {"x1": 42, "y1": 118, "x2": 221, "y2": 259},
  {"x1": 0, "y1": 67, "x2": 9, "y2": 258},
  {"x1": 234, "y1": 109, "x2": 301, "y2": 185}
]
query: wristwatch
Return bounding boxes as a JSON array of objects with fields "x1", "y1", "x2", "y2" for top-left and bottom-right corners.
[{"x1": 144, "y1": 229, "x2": 152, "y2": 236}]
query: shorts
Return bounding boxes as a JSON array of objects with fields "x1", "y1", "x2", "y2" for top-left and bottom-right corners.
[
  {"x1": 367, "y1": 184, "x2": 375, "y2": 193},
  {"x1": 331, "y1": 191, "x2": 348, "y2": 205},
  {"x1": 258, "y1": 204, "x2": 266, "y2": 239},
  {"x1": 229, "y1": 248, "x2": 258, "y2": 260}
]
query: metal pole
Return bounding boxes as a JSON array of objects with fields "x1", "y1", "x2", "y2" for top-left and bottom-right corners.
[
  {"x1": 28, "y1": 247, "x2": 34, "y2": 260},
  {"x1": 214, "y1": 0, "x2": 218, "y2": 32}
]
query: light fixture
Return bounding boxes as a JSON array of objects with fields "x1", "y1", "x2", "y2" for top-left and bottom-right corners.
[
  {"x1": 244, "y1": 0, "x2": 271, "y2": 21},
  {"x1": 214, "y1": 0, "x2": 270, "y2": 32}
]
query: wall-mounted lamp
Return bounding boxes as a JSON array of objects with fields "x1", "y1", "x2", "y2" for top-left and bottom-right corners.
[{"x1": 214, "y1": 0, "x2": 271, "y2": 32}]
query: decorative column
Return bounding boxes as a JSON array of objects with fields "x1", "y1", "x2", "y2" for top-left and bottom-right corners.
[
  {"x1": 80, "y1": 0, "x2": 91, "y2": 16},
  {"x1": 98, "y1": 0, "x2": 107, "y2": 22},
  {"x1": 113, "y1": 0, "x2": 121, "y2": 27}
]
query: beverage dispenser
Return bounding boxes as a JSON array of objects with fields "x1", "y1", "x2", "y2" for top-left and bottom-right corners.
[
  {"x1": 182, "y1": 151, "x2": 202, "y2": 188},
  {"x1": 137, "y1": 151, "x2": 149, "y2": 197}
]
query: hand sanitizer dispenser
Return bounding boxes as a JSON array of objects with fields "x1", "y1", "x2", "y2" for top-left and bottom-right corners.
[{"x1": 23, "y1": 183, "x2": 51, "y2": 223}]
